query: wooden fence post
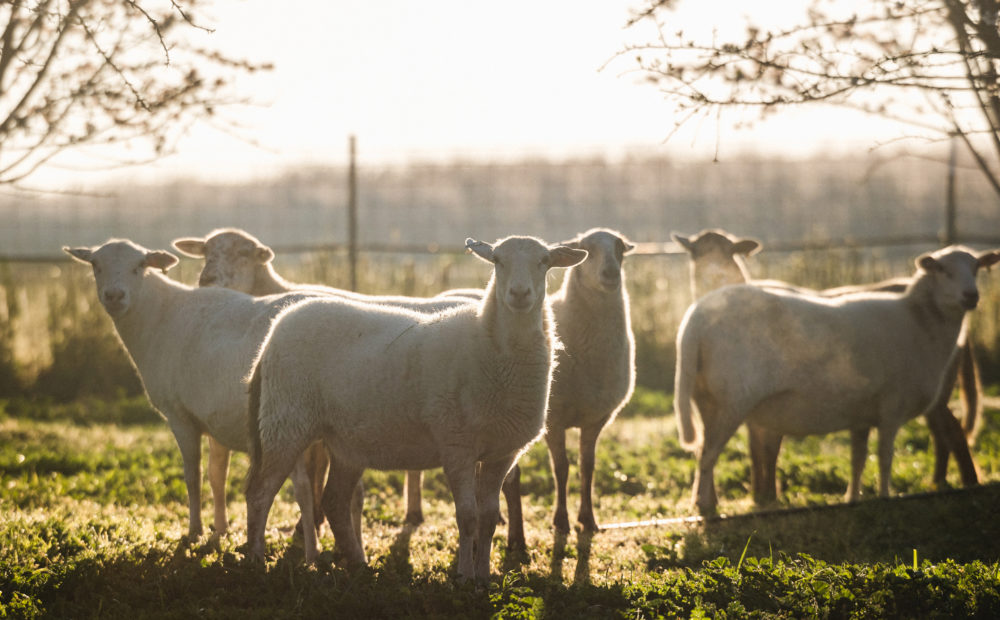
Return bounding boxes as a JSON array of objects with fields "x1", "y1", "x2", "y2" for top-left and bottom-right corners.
[{"x1": 348, "y1": 135, "x2": 358, "y2": 292}]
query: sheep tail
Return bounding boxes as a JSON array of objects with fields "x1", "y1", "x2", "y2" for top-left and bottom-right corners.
[
  {"x1": 958, "y1": 339, "x2": 983, "y2": 441},
  {"x1": 246, "y1": 360, "x2": 264, "y2": 491},
  {"x1": 674, "y1": 313, "x2": 701, "y2": 452}
]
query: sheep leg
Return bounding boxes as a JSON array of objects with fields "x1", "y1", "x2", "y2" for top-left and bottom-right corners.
[
  {"x1": 170, "y1": 421, "x2": 204, "y2": 540},
  {"x1": 544, "y1": 427, "x2": 572, "y2": 533},
  {"x1": 245, "y1": 444, "x2": 304, "y2": 562},
  {"x1": 576, "y1": 422, "x2": 604, "y2": 532},
  {"x1": 875, "y1": 423, "x2": 902, "y2": 497},
  {"x1": 307, "y1": 441, "x2": 330, "y2": 535},
  {"x1": 501, "y1": 463, "x2": 525, "y2": 553},
  {"x1": 846, "y1": 427, "x2": 870, "y2": 502},
  {"x1": 475, "y1": 455, "x2": 517, "y2": 584},
  {"x1": 207, "y1": 436, "x2": 231, "y2": 536},
  {"x1": 291, "y1": 455, "x2": 319, "y2": 564},
  {"x1": 291, "y1": 442, "x2": 328, "y2": 539},
  {"x1": 351, "y1": 478, "x2": 364, "y2": 551},
  {"x1": 321, "y1": 456, "x2": 366, "y2": 567},
  {"x1": 958, "y1": 340, "x2": 981, "y2": 439},
  {"x1": 925, "y1": 403, "x2": 979, "y2": 488},
  {"x1": 747, "y1": 424, "x2": 782, "y2": 506},
  {"x1": 746, "y1": 422, "x2": 765, "y2": 504},
  {"x1": 441, "y1": 458, "x2": 478, "y2": 583},
  {"x1": 403, "y1": 470, "x2": 424, "y2": 525},
  {"x1": 692, "y1": 409, "x2": 742, "y2": 516},
  {"x1": 925, "y1": 405, "x2": 952, "y2": 488}
]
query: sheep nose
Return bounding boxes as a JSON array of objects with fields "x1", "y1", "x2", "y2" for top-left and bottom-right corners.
[
  {"x1": 507, "y1": 287, "x2": 532, "y2": 309},
  {"x1": 103, "y1": 289, "x2": 125, "y2": 304},
  {"x1": 963, "y1": 290, "x2": 980, "y2": 309}
]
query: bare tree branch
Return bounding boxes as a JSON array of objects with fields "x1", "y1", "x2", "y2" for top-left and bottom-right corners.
[
  {"x1": 0, "y1": 0, "x2": 270, "y2": 188},
  {"x1": 620, "y1": 0, "x2": 1000, "y2": 198}
]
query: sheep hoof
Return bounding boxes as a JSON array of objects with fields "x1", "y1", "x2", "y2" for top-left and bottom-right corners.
[
  {"x1": 505, "y1": 537, "x2": 527, "y2": 557},
  {"x1": 695, "y1": 504, "x2": 718, "y2": 519},
  {"x1": 577, "y1": 516, "x2": 601, "y2": 533}
]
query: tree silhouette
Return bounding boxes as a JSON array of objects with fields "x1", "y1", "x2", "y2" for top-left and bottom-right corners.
[
  {"x1": 0, "y1": 0, "x2": 270, "y2": 187},
  {"x1": 621, "y1": 0, "x2": 1000, "y2": 198}
]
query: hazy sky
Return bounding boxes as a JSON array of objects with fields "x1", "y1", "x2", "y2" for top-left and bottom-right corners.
[{"x1": 48, "y1": 0, "x2": 906, "y2": 187}]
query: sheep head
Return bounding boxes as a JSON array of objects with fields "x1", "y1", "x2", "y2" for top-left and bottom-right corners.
[
  {"x1": 173, "y1": 228, "x2": 274, "y2": 293},
  {"x1": 64, "y1": 240, "x2": 178, "y2": 319},
  {"x1": 672, "y1": 228, "x2": 761, "y2": 299},
  {"x1": 914, "y1": 245, "x2": 1000, "y2": 313},
  {"x1": 467, "y1": 236, "x2": 586, "y2": 313},
  {"x1": 560, "y1": 228, "x2": 634, "y2": 293}
]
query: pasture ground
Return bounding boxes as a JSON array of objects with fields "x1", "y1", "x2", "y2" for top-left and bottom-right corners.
[{"x1": 2, "y1": 392, "x2": 1000, "y2": 618}]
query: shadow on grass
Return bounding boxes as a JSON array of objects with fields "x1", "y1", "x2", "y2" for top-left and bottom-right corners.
[
  {"x1": 545, "y1": 527, "x2": 597, "y2": 585},
  {"x1": 648, "y1": 482, "x2": 1000, "y2": 570}
]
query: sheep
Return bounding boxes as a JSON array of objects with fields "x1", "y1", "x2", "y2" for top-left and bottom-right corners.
[
  {"x1": 673, "y1": 229, "x2": 983, "y2": 502},
  {"x1": 63, "y1": 239, "x2": 319, "y2": 542},
  {"x1": 674, "y1": 244, "x2": 1000, "y2": 515},
  {"x1": 501, "y1": 228, "x2": 635, "y2": 545},
  {"x1": 172, "y1": 227, "x2": 481, "y2": 528},
  {"x1": 244, "y1": 235, "x2": 587, "y2": 583},
  {"x1": 172, "y1": 227, "x2": 483, "y2": 308}
]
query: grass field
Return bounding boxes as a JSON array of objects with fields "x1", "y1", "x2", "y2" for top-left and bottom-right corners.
[{"x1": 2, "y1": 393, "x2": 1000, "y2": 618}]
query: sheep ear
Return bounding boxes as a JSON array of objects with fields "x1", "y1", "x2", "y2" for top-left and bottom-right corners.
[
  {"x1": 144, "y1": 250, "x2": 179, "y2": 274},
  {"x1": 549, "y1": 246, "x2": 588, "y2": 268},
  {"x1": 621, "y1": 238, "x2": 636, "y2": 254},
  {"x1": 977, "y1": 250, "x2": 1000, "y2": 270},
  {"x1": 63, "y1": 246, "x2": 94, "y2": 264},
  {"x1": 558, "y1": 239, "x2": 582, "y2": 250},
  {"x1": 254, "y1": 245, "x2": 275, "y2": 264},
  {"x1": 917, "y1": 254, "x2": 941, "y2": 273},
  {"x1": 466, "y1": 238, "x2": 495, "y2": 263},
  {"x1": 171, "y1": 238, "x2": 206, "y2": 258},
  {"x1": 732, "y1": 239, "x2": 762, "y2": 256},
  {"x1": 671, "y1": 232, "x2": 694, "y2": 253}
]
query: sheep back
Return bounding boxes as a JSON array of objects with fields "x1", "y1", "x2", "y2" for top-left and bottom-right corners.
[
  {"x1": 684, "y1": 284, "x2": 957, "y2": 438},
  {"x1": 254, "y1": 297, "x2": 553, "y2": 471},
  {"x1": 115, "y1": 277, "x2": 311, "y2": 451}
]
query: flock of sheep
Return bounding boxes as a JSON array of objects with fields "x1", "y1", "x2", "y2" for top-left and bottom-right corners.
[{"x1": 63, "y1": 226, "x2": 998, "y2": 584}]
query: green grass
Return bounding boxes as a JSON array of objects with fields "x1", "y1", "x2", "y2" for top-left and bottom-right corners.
[{"x1": 2, "y1": 395, "x2": 1000, "y2": 618}]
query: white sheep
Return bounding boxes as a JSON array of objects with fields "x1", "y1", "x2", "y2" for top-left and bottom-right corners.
[
  {"x1": 172, "y1": 227, "x2": 482, "y2": 309},
  {"x1": 172, "y1": 227, "x2": 481, "y2": 528},
  {"x1": 673, "y1": 228, "x2": 983, "y2": 502},
  {"x1": 63, "y1": 239, "x2": 319, "y2": 541},
  {"x1": 244, "y1": 235, "x2": 587, "y2": 583},
  {"x1": 502, "y1": 228, "x2": 635, "y2": 545},
  {"x1": 674, "y1": 244, "x2": 999, "y2": 515}
]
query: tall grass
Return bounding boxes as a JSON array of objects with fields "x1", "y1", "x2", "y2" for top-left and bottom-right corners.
[{"x1": 3, "y1": 243, "x2": 1000, "y2": 399}]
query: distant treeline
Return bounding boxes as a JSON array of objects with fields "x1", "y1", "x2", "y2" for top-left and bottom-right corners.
[{"x1": 2, "y1": 151, "x2": 997, "y2": 258}]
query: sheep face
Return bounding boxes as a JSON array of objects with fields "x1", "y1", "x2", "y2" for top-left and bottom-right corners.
[
  {"x1": 916, "y1": 246, "x2": 1000, "y2": 314},
  {"x1": 63, "y1": 240, "x2": 178, "y2": 319},
  {"x1": 563, "y1": 228, "x2": 634, "y2": 293},
  {"x1": 467, "y1": 236, "x2": 587, "y2": 313},
  {"x1": 173, "y1": 229, "x2": 273, "y2": 292},
  {"x1": 673, "y1": 229, "x2": 760, "y2": 298}
]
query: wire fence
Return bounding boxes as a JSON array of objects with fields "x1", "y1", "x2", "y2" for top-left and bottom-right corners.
[{"x1": 3, "y1": 149, "x2": 1000, "y2": 264}]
